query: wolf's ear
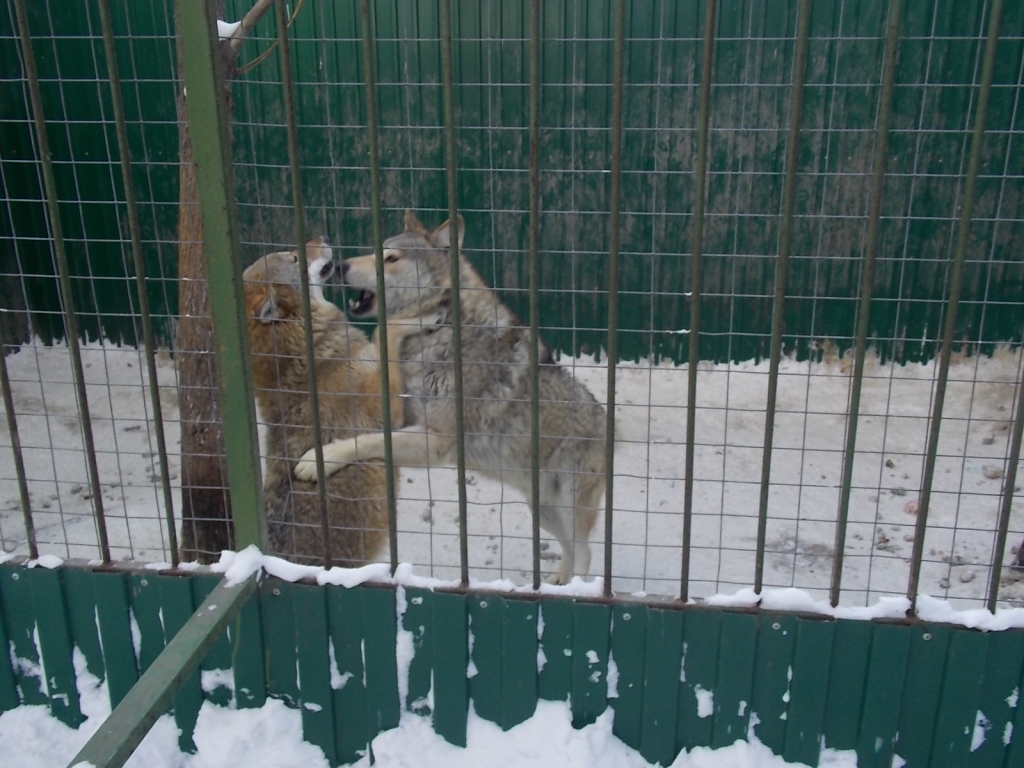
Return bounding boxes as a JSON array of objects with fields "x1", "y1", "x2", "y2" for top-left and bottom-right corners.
[
  {"x1": 404, "y1": 210, "x2": 428, "y2": 235},
  {"x1": 305, "y1": 236, "x2": 331, "y2": 262},
  {"x1": 253, "y1": 287, "x2": 277, "y2": 323},
  {"x1": 428, "y1": 215, "x2": 464, "y2": 251}
]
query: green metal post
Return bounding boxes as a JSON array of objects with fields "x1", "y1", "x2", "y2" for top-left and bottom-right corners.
[
  {"x1": 65, "y1": 574, "x2": 258, "y2": 768},
  {"x1": 360, "y1": 0, "x2": 400, "y2": 574},
  {"x1": 908, "y1": 0, "x2": 1005, "y2": 609},
  {"x1": 178, "y1": 0, "x2": 266, "y2": 550},
  {"x1": 755, "y1": 0, "x2": 812, "y2": 594},
  {"x1": 275, "y1": 0, "x2": 333, "y2": 567},
  {"x1": 528, "y1": 0, "x2": 543, "y2": 589},
  {"x1": 439, "y1": 0, "x2": 470, "y2": 586},
  {"x1": 13, "y1": 0, "x2": 111, "y2": 563},
  {"x1": 681, "y1": 0, "x2": 717, "y2": 602},
  {"x1": 830, "y1": 0, "x2": 903, "y2": 607},
  {"x1": 97, "y1": 0, "x2": 179, "y2": 565}
]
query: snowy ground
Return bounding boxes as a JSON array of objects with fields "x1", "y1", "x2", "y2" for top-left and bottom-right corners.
[
  {"x1": 0, "y1": 643, "x2": 859, "y2": 768},
  {"x1": 1, "y1": 339, "x2": 1023, "y2": 609}
]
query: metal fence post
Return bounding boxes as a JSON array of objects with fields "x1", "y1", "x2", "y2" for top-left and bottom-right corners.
[
  {"x1": 275, "y1": 0, "x2": 334, "y2": 567},
  {"x1": 908, "y1": 0, "x2": 1005, "y2": 610},
  {"x1": 602, "y1": 0, "x2": 626, "y2": 597},
  {"x1": 360, "y1": 0, "x2": 400, "y2": 575},
  {"x1": 528, "y1": 0, "x2": 543, "y2": 590},
  {"x1": 681, "y1": 0, "x2": 717, "y2": 602},
  {"x1": 830, "y1": 0, "x2": 903, "y2": 607},
  {"x1": 177, "y1": 0, "x2": 266, "y2": 550},
  {"x1": 755, "y1": 0, "x2": 812, "y2": 595},
  {"x1": 439, "y1": 0, "x2": 471, "y2": 586}
]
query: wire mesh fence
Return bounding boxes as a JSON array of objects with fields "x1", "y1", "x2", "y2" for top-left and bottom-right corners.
[{"x1": 1, "y1": 0, "x2": 1023, "y2": 611}]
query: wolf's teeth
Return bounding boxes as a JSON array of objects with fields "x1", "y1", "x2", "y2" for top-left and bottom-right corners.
[{"x1": 348, "y1": 298, "x2": 357, "y2": 308}]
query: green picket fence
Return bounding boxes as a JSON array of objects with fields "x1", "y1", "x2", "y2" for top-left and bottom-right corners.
[{"x1": 3, "y1": 564, "x2": 1024, "y2": 767}]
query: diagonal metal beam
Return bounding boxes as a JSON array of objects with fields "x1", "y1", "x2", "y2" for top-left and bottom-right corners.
[{"x1": 65, "y1": 574, "x2": 258, "y2": 768}]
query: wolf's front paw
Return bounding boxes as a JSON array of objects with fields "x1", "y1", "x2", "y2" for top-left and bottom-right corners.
[
  {"x1": 544, "y1": 571, "x2": 570, "y2": 586},
  {"x1": 295, "y1": 441, "x2": 356, "y2": 482},
  {"x1": 293, "y1": 453, "x2": 322, "y2": 482}
]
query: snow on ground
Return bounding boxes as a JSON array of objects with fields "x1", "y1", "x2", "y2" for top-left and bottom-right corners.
[
  {"x1": 1, "y1": 644, "x2": 858, "y2": 768},
  {"x1": 1, "y1": 339, "x2": 1023, "y2": 609},
  {"x1": 1, "y1": 339, "x2": 1022, "y2": 765},
  {"x1": 3, "y1": 648, "x2": 335, "y2": 768},
  {"x1": 360, "y1": 703, "x2": 860, "y2": 768}
]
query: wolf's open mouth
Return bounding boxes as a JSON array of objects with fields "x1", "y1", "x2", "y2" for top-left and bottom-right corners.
[{"x1": 348, "y1": 289, "x2": 376, "y2": 316}]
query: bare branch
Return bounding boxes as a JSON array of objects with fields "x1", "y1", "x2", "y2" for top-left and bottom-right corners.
[{"x1": 229, "y1": 0, "x2": 274, "y2": 54}]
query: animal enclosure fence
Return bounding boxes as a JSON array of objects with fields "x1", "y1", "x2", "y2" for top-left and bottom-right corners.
[
  {"x1": 2, "y1": 0, "x2": 1024, "y2": 764},
  {"x1": 3, "y1": 0, "x2": 1023, "y2": 609}
]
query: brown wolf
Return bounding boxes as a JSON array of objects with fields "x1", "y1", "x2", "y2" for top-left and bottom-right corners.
[
  {"x1": 243, "y1": 238, "x2": 426, "y2": 565},
  {"x1": 295, "y1": 214, "x2": 607, "y2": 583}
]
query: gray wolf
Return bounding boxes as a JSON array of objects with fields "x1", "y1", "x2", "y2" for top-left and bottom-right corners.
[
  {"x1": 294, "y1": 213, "x2": 606, "y2": 583},
  {"x1": 243, "y1": 238, "x2": 426, "y2": 565}
]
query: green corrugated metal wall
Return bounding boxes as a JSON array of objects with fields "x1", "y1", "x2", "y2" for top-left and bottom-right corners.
[
  {"x1": 2, "y1": 563, "x2": 1024, "y2": 767},
  {"x1": 2, "y1": 0, "x2": 1023, "y2": 363}
]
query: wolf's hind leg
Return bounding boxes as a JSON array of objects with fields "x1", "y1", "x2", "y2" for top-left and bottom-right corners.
[
  {"x1": 538, "y1": 470, "x2": 603, "y2": 585},
  {"x1": 569, "y1": 473, "x2": 603, "y2": 581},
  {"x1": 537, "y1": 501, "x2": 575, "y2": 585}
]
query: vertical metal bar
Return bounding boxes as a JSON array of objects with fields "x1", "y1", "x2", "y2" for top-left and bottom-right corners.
[
  {"x1": 360, "y1": 0, "x2": 399, "y2": 575},
  {"x1": 178, "y1": 0, "x2": 266, "y2": 550},
  {"x1": 988, "y1": 367, "x2": 1024, "y2": 611},
  {"x1": 528, "y1": 0, "x2": 542, "y2": 590},
  {"x1": 909, "y1": 0, "x2": 1004, "y2": 609},
  {"x1": 13, "y1": 0, "x2": 111, "y2": 563},
  {"x1": 96, "y1": 0, "x2": 179, "y2": 566},
  {"x1": 603, "y1": 0, "x2": 625, "y2": 597},
  {"x1": 276, "y1": 0, "x2": 333, "y2": 568},
  {"x1": 0, "y1": 328, "x2": 37, "y2": 559},
  {"x1": 681, "y1": 0, "x2": 717, "y2": 602},
  {"x1": 829, "y1": 0, "x2": 902, "y2": 607},
  {"x1": 439, "y1": 0, "x2": 470, "y2": 586},
  {"x1": 754, "y1": 0, "x2": 812, "y2": 594}
]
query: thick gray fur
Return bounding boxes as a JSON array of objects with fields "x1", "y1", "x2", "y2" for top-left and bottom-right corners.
[{"x1": 296, "y1": 213, "x2": 606, "y2": 583}]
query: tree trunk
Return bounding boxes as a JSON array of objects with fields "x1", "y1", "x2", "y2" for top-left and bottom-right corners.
[{"x1": 174, "y1": 0, "x2": 237, "y2": 562}]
